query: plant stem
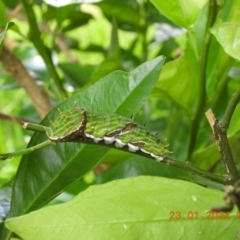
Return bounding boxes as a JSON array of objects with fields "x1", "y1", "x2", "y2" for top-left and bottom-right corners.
[
  {"x1": 23, "y1": 122, "x2": 47, "y2": 133},
  {"x1": 0, "y1": 112, "x2": 33, "y2": 125},
  {"x1": 187, "y1": 0, "x2": 218, "y2": 158},
  {"x1": 163, "y1": 157, "x2": 226, "y2": 184},
  {"x1": 221, "y1": 86, "x2": 240, "y2": 128},
  {"x1": 21, "y1": 0, "x2": 67, "y2": 100},
  {"x1": 1, "y1": 120, "x2": 226, "y2": 183},
  {"x1": 139, "y1": 0, "x2": 148, "y2": 62},
  {"x1": 213, "y1": 122, "x2": 239, "y2": 183},
  {"x1": 0, "y1": 140, "x2": 52, "y2": 160},
  {"x1": 205, "y1": 109, "x2": 239, "y2": 184},
  {"x1": 68, "y1": 138, "x2": 226, "y2": 184},
  {"x1": 1, "y1": 45, "x2": 52, "y2": 117}
]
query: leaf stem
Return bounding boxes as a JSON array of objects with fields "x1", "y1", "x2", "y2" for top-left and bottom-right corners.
[
  {"x1": 0, "y1": 140, "x2": 52, "y2": 160},
  {"x1": 187, "y1": 0, "x2": 218, "y2": 158},
  {"x1": 162, "y1": 157, "x2": 226, "y2": 184},
  {"x1": 139, "y1": 0, "x2": 148, "y2": 62},
  {"x1": 68, "y1": 139, "x2": 226, "y2": 184},
  {"x1": 22, "y1": 122, "x2": 47, "y2": 133},
  {"x1": 5, "y1": 121, "x2": 227, "y2": 184},
  {"x1": 0, "y1": 112, "x2": 33, "y2": 125},
  {"x1": 20, "y1": 0, "x2": 67, "y2": 100}
]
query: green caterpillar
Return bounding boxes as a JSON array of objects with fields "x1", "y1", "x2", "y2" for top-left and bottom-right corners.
[
  {"x1": 0, "y1": 106, "x2": 170, "y2": 161},
  {"x1": 46, "y1": 107, "x2": 170, "y2": 161}
]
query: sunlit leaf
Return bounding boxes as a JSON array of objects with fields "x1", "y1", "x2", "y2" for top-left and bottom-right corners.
[
  {"x1": 6, "y1": 177, "x2": 239, "y2": 240},
  {"x1": 211, "y1": 22, "x2": 240, "y2": 61},
  {"x1": 151, "y1": 0, "x2": 207, "y2": 28}
]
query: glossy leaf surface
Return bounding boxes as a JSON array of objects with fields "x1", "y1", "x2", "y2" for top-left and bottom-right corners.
[
  {"x1": 6, "y1": 177, "x2": 239, "y2": 240},
  {"x1": 10, "y1": 56, "x2": 165, "y2": 217}
]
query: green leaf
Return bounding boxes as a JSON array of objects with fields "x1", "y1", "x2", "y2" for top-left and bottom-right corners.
[
  {"x1": 58, "y1": 62, "x2": 94, "y2": 88},
  {"x1": 10, "y1": 56, "x2": 165, "y2": 217},
  {"x1": 211, "y1": 22, "x2": 240, "y2": 61},
  {"x1": 90, "y1": 18, "x2": 120, "y2": 84},
  {"x1": 0, "y1": 1, "x2": 7, "y2": 28},
  {"x1": 96, "y1": 0, "x2": 141, "y2": 31},
  {"x1": 6, "y1": 176, "x2": 239, "y2": 240},
  {"x1": 150, "y1": 0, "x2": 207, "y2": 28},
  {"x1": 153, "y1": 56, "x2": 198, "y2": 115},
  {"x1": 0, "y1": 22, "x2": 14, "y2": 53},
  {"x1": 90, "y1": 51, "x2": 120, "y2": 84}
]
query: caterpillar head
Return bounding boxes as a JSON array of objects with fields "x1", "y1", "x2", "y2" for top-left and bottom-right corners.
[{"x1": 46, "y1": 107, "x2": 86, "y2": 141}]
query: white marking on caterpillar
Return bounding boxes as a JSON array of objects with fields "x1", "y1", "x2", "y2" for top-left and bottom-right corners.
[
  {"x1": 155, "y1": 156, "x2": 164, "y2": 162},
  {"x1": 140, "y1": 148, "x2": 150, "y2": 154},
  {"x1": 85, "y1": 133, "x2": 94, "y2": 139},
  {"x1": 115, "y1": 139, "x2": 126, "y2": 148},
  {"x1": 93, "y1": 138, "x2": 102, "y2": 143},
  {"x1": 128, "y1": 143, "x2": 139, "y2": 152},
  {"x1": 104, "y1": 136, "x2": 115, "y2": 144},
  {"x1": 46, "y1": 107, "x2": 170, "y2": 161}
]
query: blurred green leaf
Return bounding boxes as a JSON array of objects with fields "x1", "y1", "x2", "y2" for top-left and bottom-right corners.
[
  {"x1": 90, "y1": 51, "x2": 120, "y2": 84},
  {"x1": 10, "y1": 56, "x2": 165, "y2": 217},
  {"x1": 54, "y1": 4, "x2": 92, "y2": 28},
  {"x1": 6, "y1": 176, "x2": 239, "y2": 240},
  {"x1": 151, "y1": 0, "x2": 207, "y2": 28},
  {"x1": 96, "y1": 0, "x2": 141, "y2": 31},
  {"x1": 211, "y1": 22, "x2": 240, "y2": 61},
  {"x1": 58, "y1": 62, "x2": 94, "y2": 88},
  {"x1": 62, "y1": 11, "x2": 93, "y2": 32},
  {"x1": 0, "y1": 71, "x2": 19, "y2": 90},
  {"x1": 153, "y1": 56, "x2": 198, "y2": 115},
  {"x1": 166, "y1": 106, "x2": 191, "y2": 160},
  {"x1": 2, "y1": 0, "x2": 19, "y2": 8},
  {"x1": 0, "y1": 1, "x2": 7, "y2": 28},
  {"x1": 90, "y1": 18, "x2": 120, "y2": 83}
]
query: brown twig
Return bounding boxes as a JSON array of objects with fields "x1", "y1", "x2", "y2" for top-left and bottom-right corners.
[
  {"x1": 0, "y1": 112, "x2": 35, "y2": 124},
  {"x1": 205, "y1": 109, "x2": 239, "y2": 184},
  {"x1": 0, "y1": 44, "x2": 52, "y2": 118}
]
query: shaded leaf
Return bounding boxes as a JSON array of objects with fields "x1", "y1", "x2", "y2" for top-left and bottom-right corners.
[
  {"x1": 58, "y1": 62, "x2": 94, "y2": 87},
  {"x1": 0, "y1": 1, "x2": 7, "y2": 28},
  {"x1": 96, "y1": 0, "x2": 140, "y2": 31}
]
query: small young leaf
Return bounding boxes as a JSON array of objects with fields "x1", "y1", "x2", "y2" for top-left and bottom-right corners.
[
  {"x1": 151, "y1": 0, "x2": 207, "y2": 28},
  {"x1": 211, "y1": 22, "x2": 240, "y2": 61}
]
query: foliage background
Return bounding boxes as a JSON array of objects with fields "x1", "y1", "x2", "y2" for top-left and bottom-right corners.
[{"x1": 1, "y1": 0, "x2": 240, "y2": 239}]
